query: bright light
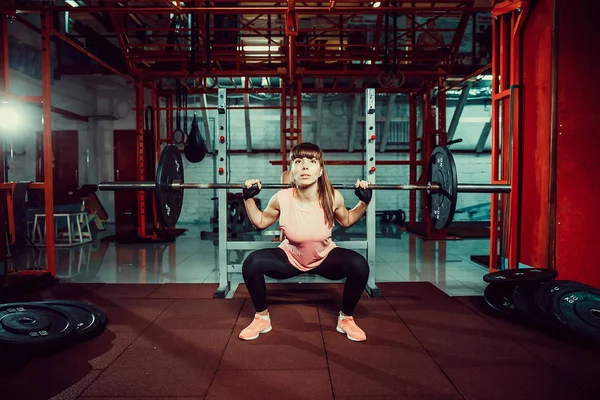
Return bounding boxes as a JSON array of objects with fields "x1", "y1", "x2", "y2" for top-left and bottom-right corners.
[
  {"x1": 242, "y1": 45, "x2": 279, "y2": 52},
  {"x1": 0, "y1": 105, "x2": 21, "y2": 132},
  {"x1": 476, "y1": 74, "x2": 493, "y2": 81},
  {"x1": 65, "y1": 0, "x2": 79, "y2": 7},
  {"x1": 372, "y1": 2, "x2": 381, "y2": 7}
]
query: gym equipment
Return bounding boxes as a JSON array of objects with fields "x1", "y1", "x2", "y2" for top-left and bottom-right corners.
[
  {"x1": 154, "y1": 145, "x2": 184, "y2": 228},
  {"x1": 428, "y1": 146, "x2": 458, "y2": 230},
  {"x1": 97, "y1": 145, "x2": 512, "y2": 229},
  {"x1": 483, "y1": 268, "x2": 558, "y2": 285},
  {"x1": 534, "y1": 280, "x2": 586, "y2": 315},
  {"x1": 184, "y1": 114, "x2": 208, "y2": 163},
  {"x1": 0, "y1": 303, "x2": 77, "y2": 351},
  {"x1": 36, "y1": 300, "x2": 107, "y2": 342},
  {"x1": 483, "y1": 275, "x2": 600, "y2": 348},
  {"x1": 483, "y1": 284, "x2": 517, "y2": 317},
  {"x1": 552, "y1": 288, "x2": 600, "y2": 345},
  {"x1": 511, "y1": 284, "x2": 549, "y2": 326},
  {"x1": 0, "y1": 300, "x2": 108, "y2": 356}
]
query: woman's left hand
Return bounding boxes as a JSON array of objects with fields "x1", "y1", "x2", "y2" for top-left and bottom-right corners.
[{"x1": 354, "y1": 179, "x2": 372, "y2": 204}]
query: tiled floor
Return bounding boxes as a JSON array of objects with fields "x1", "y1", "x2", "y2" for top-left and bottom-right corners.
[
  {"x1": 9, "y1": 222, "x2": 491, "y2": 297},
  {"x1": 1, "y1": 281, "x2": 598, "y2": 400}
]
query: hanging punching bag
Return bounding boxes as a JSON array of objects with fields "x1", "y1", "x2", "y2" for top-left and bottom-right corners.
[{"x1": 184, "y1": 114, "x2": 208, "y2": 163}]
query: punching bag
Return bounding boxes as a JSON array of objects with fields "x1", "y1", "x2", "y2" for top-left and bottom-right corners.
[{"x1": 184, "y1": 114, "x2": 208, "y2": 163}]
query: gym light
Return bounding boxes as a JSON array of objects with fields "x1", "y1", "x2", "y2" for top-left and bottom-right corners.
[{"x1": 0, "y1": 104, "x2": 21, "y2": 132}]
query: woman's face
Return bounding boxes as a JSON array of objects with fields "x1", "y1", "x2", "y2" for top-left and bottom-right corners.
[{"x1": 291, "y1": 156, "x2": 323, "y2": 187}]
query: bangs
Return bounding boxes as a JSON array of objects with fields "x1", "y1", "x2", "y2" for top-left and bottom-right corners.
[{"x1": 289, "y1": 142, "x2": 323, "y2": 162}]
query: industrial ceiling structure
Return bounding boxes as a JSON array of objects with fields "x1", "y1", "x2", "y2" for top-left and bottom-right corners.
[{"x1": 8, "y1": 1, "x2": 490, "y2": 93}]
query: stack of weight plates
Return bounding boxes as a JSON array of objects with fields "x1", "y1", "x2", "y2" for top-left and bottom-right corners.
[
  {"x1": 0, "y1": 299, "x2": 107, "y2": 356},
  {"x1": 482, "y1": 269, "x2": 600, "y2": 347}
]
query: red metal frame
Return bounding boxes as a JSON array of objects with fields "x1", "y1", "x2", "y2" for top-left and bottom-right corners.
[
  {"x1": 4, "y1": 1, "x2": 485, "y2": 89},
  {"x1": 0, "y1": 0, "x2": 491, "y2": 271},
  {"x1": 40, "y1": 12, "x2": 56, "y2": 276},
  {"x1": 489, "y1": 0, "x2": 529, "y2": 271},
  {"x1": 409, "y1": 92, "x2": 418, "y2": 226}
]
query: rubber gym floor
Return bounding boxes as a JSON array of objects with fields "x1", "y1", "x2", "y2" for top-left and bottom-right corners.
[{"x1": 0, "y1": 281, "x2": 598, "y2": 400}]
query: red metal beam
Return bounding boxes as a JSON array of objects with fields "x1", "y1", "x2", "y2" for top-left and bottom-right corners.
[
  {"x1": 138, "y1": 68, "x2": 445, "y2": 79},
  {"x1": 441, "y1": 63, "x2": 491, "y2": 92},
  {"x1": 135, "y1": 82, "x2": 148, "y2": 239},
  {"x1": 107, "y1": 8, "x2": 134, "y2": 73},
  {"x1": 40, "y1": 12, "x2": 56, "y2": 276},
  {"x1": 12, "y1": 6, "x2": 489, "y2": 14},
  {"x1": 51, "y1": 30, "x2": 136, "y2": 83}
]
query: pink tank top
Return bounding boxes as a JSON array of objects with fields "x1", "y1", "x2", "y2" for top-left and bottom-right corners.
[{"x1": 277, "y1": 188, "x2": 337, "y2": 271}]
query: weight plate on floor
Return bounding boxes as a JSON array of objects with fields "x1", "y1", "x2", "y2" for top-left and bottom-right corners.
[
  {"x1": 484, "y1": 284, "x2": 517, "y2": 316},
  {"x1": 427, "y1": 146, "x2": 458, "y2": 230},
  {"x1": 0, "y1": 303, "x2": 77, "y2": 350},
  {"x1": 37, "y1": 300, "x2": 107, "y2": 341},
  {"x1": 155, "y1": 145, "x2": 184, "y2": 228},
  {"x1": 511, "y1": 284, "x2": 549, "y2": 326},
  {"x1": 552, "y1": 289, "x2": 600, "y2": 345},
  {"x1": 534, "y1": 280, "x2": 589, "y2": 315},
  {"x1": 483, "y1": 268, "x2": 558, "y2": 285}
]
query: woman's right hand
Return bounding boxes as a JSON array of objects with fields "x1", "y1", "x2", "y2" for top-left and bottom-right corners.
[{"x1": 243, "y1": 179, "x2": 262, "y2": 200}]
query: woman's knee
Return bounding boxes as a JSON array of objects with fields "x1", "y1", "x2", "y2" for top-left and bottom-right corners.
[
  {"x1": 348, "y1": 254, "x2": 370, "y2": 280},
  {"x1": 242, "y1": 251, "x2": 263, "y2": 277}
]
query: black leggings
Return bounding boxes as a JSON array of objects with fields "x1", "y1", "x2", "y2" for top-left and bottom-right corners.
[{"x1": 241, "y1": 247, "x2": 369, "y2": 316}]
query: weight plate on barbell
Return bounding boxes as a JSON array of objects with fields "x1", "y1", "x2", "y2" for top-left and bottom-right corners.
[
  {"x1": 427, "y1": 146, "x2": 458, "y2": 230},
  {"x1": 0, "y1": 303, "x2": 77, "y2": 351},
  {"x1": 36, "y1": 300, "x2": 107, "y2": 342},
  {"x1": 155, "y1": 145, "x2": 184, "y2": 228}
]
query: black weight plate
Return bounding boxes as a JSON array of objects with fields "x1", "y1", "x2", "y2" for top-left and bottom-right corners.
[
  {"x1": 483, "y1": 268, "x2": 558, "y2": 285},
  {"x1": 484, "y1": 284, "x2": 517, "y2": 316},
  {"x1": 155, "y1": 145, "x2": 184, "y2": 228},
  {"x1": 512, "y1": 284, "x2": 549, "y2": 326},
  {"x1": 552, "y1": 289, "x2": 600, "y2": 345},
  {"x1": 427, "y1": 146, "x2": 458, "y2": 230},
  {"x1": 534, "y1": 280, "x2": 587, "y2": 315},
  {"x1": 0, "y1": 303, "x2": 77, "y2": 350},
  {"x1": 37, "y1": 300, "x2": 107, "y2": 341}
]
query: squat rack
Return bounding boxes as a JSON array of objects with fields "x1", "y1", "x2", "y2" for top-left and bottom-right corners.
[{"x1": 213, "y1": 87, "x2": 381, "y2": 299}]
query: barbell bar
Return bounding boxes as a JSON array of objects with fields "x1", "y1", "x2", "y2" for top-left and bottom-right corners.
[
  {"x1": 98, "y1": 181, "x2": 510, "y2": 193},
  {"x1": 97, "y1": 145, "x2": 512, "y2": 230}
]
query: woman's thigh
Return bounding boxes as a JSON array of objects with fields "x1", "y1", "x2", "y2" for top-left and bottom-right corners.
[
  {"x1": 311, "y1": 248, "x2": 369, "y2": 280},
  {"x1": 244, "y1": 248, "x2": 304, "y2": 280}
]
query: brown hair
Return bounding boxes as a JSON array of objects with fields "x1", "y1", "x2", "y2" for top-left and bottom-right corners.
[{"x1": 289, "y1": 142, "x2": 336, "y2": 227}]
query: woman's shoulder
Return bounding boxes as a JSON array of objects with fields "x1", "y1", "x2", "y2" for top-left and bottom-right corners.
[
  {"x1": 277, "y1": 187, "x2": 294, "y2": 200},
  {"x1": 332, "y1": 188, "x2": 343, "y2": 203}
]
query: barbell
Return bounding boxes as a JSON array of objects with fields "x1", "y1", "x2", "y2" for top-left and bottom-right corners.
[{"x1": 97, "y1": 145, "x2": 511, "y2": 230}]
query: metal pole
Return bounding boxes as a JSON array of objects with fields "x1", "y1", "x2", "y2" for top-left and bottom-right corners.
[
  {"x1": 97, "y1": 181, "x2": 512, "y2": 194},
  {"x1": 457, "y1": 184, "x2": 511, "y2": 193},
  {"x1": 215, "y1": 88, "x2": 229, "y2": 299},
  {"x1": 364, "y1": 88, "x2": 380, "y2": 297},
  {"x1": 41, "y1": 13, "x2": 55, "y2": 276}
]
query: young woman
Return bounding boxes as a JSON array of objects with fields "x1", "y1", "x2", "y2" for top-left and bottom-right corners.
[{"x1": 240, "y1": 142, "x2": 372, "y2": 342}]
